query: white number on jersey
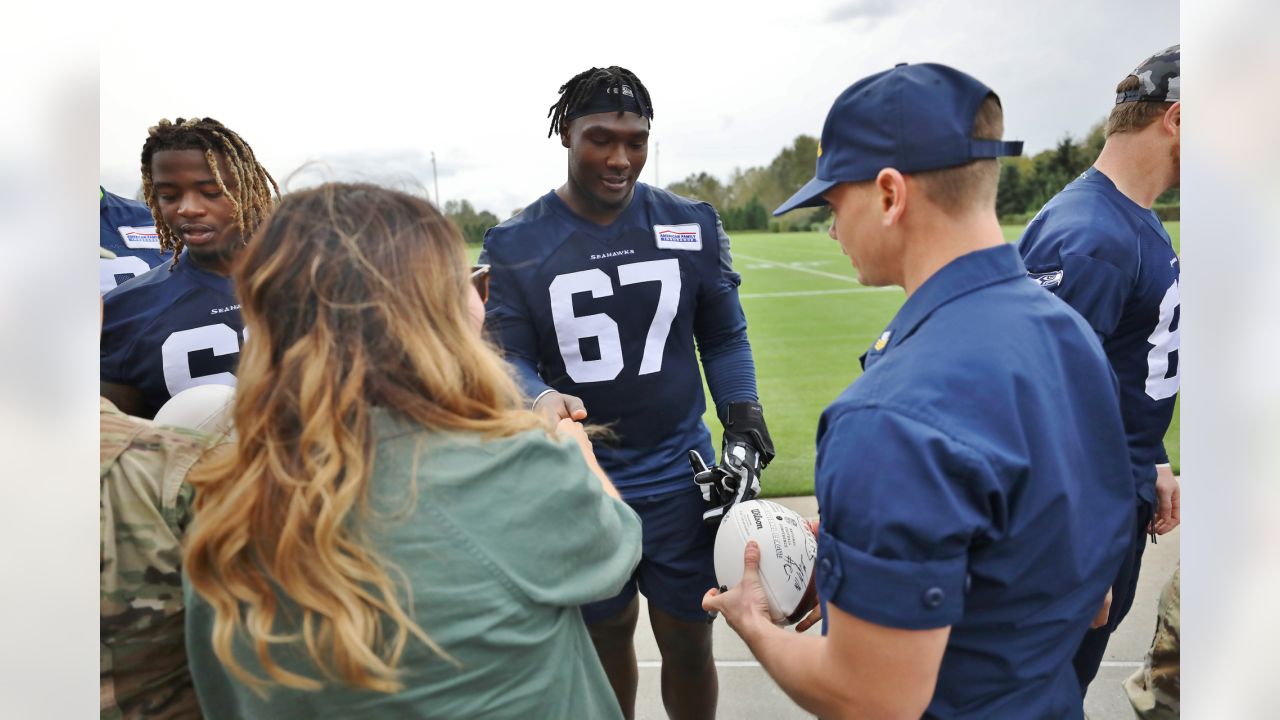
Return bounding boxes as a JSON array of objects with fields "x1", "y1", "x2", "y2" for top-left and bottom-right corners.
[
  {"x1": 549, "y1": 259, "x2": 682, "y2": 383},
  {"x1": 100, "y1": 256, "x2": 153, "y2": 295},
  {"x1": 161, "y1": 323, "x2": 246, "y2": 396},
  {"x1": 1145, "y1": 279, "x2": 1180, "y2": 400}
]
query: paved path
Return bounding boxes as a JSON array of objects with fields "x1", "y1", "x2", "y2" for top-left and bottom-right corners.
[{"x1": 632, "y1": 495, "x2": 1177, "y2": 719}]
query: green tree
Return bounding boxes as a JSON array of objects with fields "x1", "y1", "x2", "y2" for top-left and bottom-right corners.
[
  {"x1": 667, "y1": 171, "x2": 728, "y2": 208},
  {"x1": 444, "y1": 199, "x2": 500, "y2": 245}
]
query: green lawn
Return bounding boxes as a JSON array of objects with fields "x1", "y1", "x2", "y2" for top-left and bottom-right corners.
[{"x1": 472, "y1": 221, "x2": 1180, "y2": 496}]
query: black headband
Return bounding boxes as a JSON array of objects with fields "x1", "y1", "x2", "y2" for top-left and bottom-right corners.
[{"x1": 563, "y1": 82, "x2": 652, "y2": 123}]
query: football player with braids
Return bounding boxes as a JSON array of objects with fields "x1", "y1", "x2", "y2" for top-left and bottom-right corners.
[
  {"x1": 481, "y1": 65, "x2": 774, "y2": 719},
  {"x1": 101, "y1": 117, "x2": 278, "y2": 418}
]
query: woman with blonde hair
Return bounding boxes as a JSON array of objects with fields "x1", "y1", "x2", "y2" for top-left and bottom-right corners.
[{"x1": 183, "y1": 183, "x2": 641, "y2": 718}]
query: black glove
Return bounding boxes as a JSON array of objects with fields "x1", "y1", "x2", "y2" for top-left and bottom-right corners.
[{"x1": 689, "y1": 401, "x2": 775, "y2": 526}]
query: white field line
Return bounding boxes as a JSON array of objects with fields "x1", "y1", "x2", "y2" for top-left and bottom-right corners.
[
  {"x1": 740, "y1": 287, "x2": 897, "y2": 299},
  {"x1": 637, "y1": 660, "x2": 1144, "y2": 669},
  {"x1": 734, "y1": 252, "x2": 864, "y2": 284}
]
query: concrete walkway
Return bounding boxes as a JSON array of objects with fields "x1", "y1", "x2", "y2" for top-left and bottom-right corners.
[{"x1": 632, "y1": 495, "x2": 1178, "y2": 719}]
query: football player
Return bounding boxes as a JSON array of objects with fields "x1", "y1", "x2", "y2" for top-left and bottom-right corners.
[
  {"x1": 481, "y1": 66, "x2": 774, "y2": 719},
  {"x1": 1018, "y1": 45, "x2": 1182, "y2": 695},
  {"x1": 100, "y1": 117, "x2": 278, "y2": 418},
  {"x1": 100, "y1": 186, "x2": 166, "y2": 294}
]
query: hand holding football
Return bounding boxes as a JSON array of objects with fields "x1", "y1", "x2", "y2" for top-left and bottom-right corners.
[{"x1": 714, "y1": 500, "x2": 818, "y2": 625}]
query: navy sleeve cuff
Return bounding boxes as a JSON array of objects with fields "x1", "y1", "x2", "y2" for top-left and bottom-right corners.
[{"x1": 816, "y1": 527, "x2": 966, "y2": 630}]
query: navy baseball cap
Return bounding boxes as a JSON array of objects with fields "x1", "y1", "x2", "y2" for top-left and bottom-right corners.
[{"x1": 774, "y1": 63, "x2": 1023, "y2": 216}]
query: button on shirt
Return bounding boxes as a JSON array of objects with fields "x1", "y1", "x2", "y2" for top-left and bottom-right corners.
[{"x1": 814, "y1": 244, "x2": 1134, "y2": 718}]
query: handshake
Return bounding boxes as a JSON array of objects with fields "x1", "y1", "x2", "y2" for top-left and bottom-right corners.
[{"x1": 689, "y1": 401, "x2": 776, "y2": 526}]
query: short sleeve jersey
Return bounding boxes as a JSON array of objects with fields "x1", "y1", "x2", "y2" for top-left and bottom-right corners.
[
  {"x1": 815, "y1": 245, "x2": 1135, "y2": 718},
  {"x1": 185, "y1": 414, "x2": 642, "y2": 719},
  {"x1": 101, "y1": 251, "x2": 243, "y2": 418},
  {"x1": 100, "y1": 188, "x2": 168, "y2": 295},
  {"x1": 1018, "y1": 167, "x2": 1180, "y2": 502},
  {"x1": 482, "y1": 183, "x2": 750, "y2": 496}
]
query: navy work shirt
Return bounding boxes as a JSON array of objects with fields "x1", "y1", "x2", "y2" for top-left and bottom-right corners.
[{"x1": 814, "y1": 244, "x2": 1134, "y2": 718}]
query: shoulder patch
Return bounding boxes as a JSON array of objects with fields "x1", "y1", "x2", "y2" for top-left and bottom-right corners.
[
  {"x1": 1029, "y1": 269, "x2": 1063, "y2": 288},
  {"x1": 118, "y1": 225, "x2": 160, "y2": 250},
  {"x1": 654, "y1": 223, "x2": 702, "y2": 251}
]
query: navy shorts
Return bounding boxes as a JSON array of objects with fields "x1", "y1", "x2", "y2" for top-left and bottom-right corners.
[{"x1": 581, "y1": 484, "x2": 718, "y2": 625}]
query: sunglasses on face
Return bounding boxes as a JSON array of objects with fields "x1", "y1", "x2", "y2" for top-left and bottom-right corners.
[{"x1": 470, "y1": 264, "x2": 491, "y2": 304}]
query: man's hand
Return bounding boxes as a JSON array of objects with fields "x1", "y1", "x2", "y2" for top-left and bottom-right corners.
[
  {"x1": 1149, "y1": 464, "x2": 1180, "y2": 535},
  {"x1": 794, "y1": 518, "x2": 823, "y2": 633},
  {"x1": 703, "y1": 540, "x2": 774, "y2": 638},
  {"x1": 533, "y1": 390, "x2": 587, "y2": 424},
  {"x1": 1091, "y1": 586, "x2": 1113, "y2": 629}
]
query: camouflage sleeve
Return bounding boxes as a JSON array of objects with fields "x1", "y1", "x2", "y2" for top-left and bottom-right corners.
[
  {"x1": 1124, "y1": 566, "x2": 1180, "y2": 720},
  {"x1": 100, "y1": 401, "x2": 210, "y2": 719}
]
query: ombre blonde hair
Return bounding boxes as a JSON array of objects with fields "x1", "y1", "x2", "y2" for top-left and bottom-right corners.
[{"x1": 184, "y1": 183, "x2": 542, "y2": 694}]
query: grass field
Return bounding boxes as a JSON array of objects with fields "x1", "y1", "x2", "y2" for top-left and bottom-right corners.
[{"x1": 472, "y1": 222, "x2": 1180, "y2": 497}]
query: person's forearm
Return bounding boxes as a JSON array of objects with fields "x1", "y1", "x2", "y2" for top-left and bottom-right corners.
[
  {"x1": 738, "y1": 621, "x2": 852, "y2": 717},
  {"x1": 587, "y1": 458, "x2": 621, "y2": 499},
  {"x1": 740, "y1": 620, "x2": 927, "y2": 720}
]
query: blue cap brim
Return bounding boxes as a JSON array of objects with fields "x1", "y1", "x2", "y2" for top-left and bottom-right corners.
[{"x1": 773, "y1": 176, "x2": 838, "y2": 216}]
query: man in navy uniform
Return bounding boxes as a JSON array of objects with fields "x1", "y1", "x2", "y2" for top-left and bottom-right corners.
[
  {"x1": 1018, "y1": 45, "x2": 1182, "y2": 695},
  {"x1": 704, "y1": 63, "x2": 1133, "y2": 719},
  {"x1": 100, "y1": 186, "x2": 166, "y2": 294},
  {"x1": 101, "y1": 118, "x2": 278, "y2": 418},
  {"x1": 482, "y1": 66, "x2": 773, "y2": 719}
]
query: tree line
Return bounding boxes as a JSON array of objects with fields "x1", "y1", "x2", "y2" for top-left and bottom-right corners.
[
  {"x1": 446, "y1": 118, "x2": 1178, "y2": 243},
  {"x1": 667, "y1": 119, "x2": 1178, "y2": 232}
]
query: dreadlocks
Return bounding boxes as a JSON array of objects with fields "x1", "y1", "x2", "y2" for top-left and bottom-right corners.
[
  {"x1": 546, "y1": 66, "x2": 654, "y2": 138},
  {"x1": 140, "y1": 117, "x2": 280, "y2": 267}
]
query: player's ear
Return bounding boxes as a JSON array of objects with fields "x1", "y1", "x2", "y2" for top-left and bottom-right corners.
[
  {"x1": 1163, "y1": 101, "x2": 1180, "y2": 139},
  {"x1": 560, "y1": 123, "x2": 572, "y2": 149},
  {"x1": 876, "y1": 168, "x2": 907, "y2": 227}
]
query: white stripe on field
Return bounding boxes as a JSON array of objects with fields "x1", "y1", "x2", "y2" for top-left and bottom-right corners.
[
  {"x1": 637, "y1": 659, "x2": 1146, "y2": 670},
  {"x1": 734, "y1": 252, "x2": 863, "y2": 284},
  {"x1": 638, "y1": 660, "x2": 761, "y2": 668},
  {"x1": 740, "y1": 287, "x2": 897, "y2": 299}
]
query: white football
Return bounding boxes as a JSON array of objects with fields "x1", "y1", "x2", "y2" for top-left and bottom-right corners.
[
  {"x1": 152, "y1": 384, "x2": 236, "y2": 438},
  {"x1": 714, "y1": 499, "x2": 819, "y2": 625}
]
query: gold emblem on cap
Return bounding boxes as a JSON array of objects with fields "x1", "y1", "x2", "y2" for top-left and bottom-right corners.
[{"x1": 816, "y1": 141, "x2": 823, "y2": 158}]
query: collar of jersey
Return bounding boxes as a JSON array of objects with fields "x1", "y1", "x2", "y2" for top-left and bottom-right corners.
[
  {"x1": 870, "y1": 243, "x2": 1027, "y2": 360},
  {"x1": 545, "y1": 182, "x2": 648, "y2": 237},
  {"x1": 1081, "y1": 167, "x2": 1171, "y2": 242},
  {"x1": 169, "y1": 250, "x2": 235, "y2": 294}
]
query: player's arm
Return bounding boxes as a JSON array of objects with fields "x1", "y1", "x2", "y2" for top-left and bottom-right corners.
[
  {"x1": 693, "y1": 214, "x2": 759, "y2": 416},
  {"x1": 100, "y1": 381, "x2": 150, "y2": 418},
  {"x1": 705, "y1": 542, "x2": 947, "y2": 718},
  {"x1": 479, "y1": 238, "x2": 586, "y2": 423}
]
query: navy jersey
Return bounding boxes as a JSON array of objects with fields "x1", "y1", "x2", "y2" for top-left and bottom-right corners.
[
  {"x1": 100, "y1": 187, "x2": 168, "y2": 294},
  {"x1": 482, "y1": 183, "x2": 758, "y2": 498},
  {"x1": 815, "y1": 245, "x2": 1133, "y2": 718},
  {"x1": 1018, "y1": 167, "x2": 1179, "y2": 503},
  {"x1": 101, "y1": 251, "x2": 243, "y2": 418}
]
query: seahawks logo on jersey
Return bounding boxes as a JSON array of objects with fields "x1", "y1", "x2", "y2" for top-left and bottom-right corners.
[{"x1": 1029, "y1": 269, "x2": 1063, "y2": 288}]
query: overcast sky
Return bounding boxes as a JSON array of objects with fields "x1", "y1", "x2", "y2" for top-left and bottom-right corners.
[{"x1": 100, "y1": 0, "x2": 1178, "y2": 216}]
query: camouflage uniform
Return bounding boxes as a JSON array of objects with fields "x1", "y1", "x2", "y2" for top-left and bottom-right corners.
[
  {"x1": 1124, "y1": 566, "x2": 1180, "y2": 719},
  {"x1": 101, "y1": 397, "x2": 210, "y2": 719}
]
